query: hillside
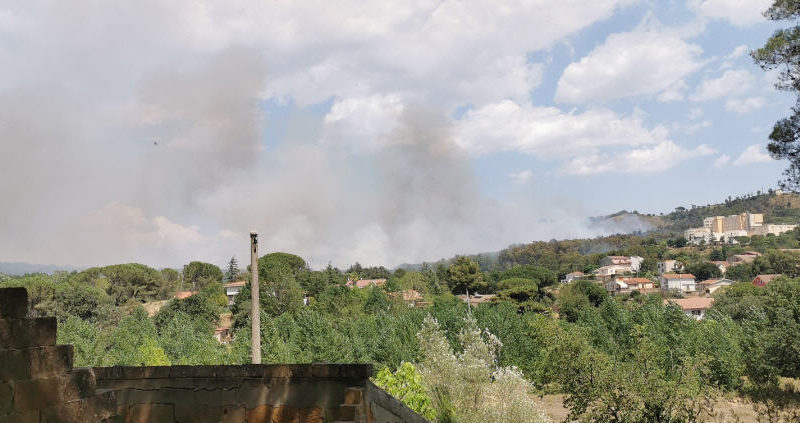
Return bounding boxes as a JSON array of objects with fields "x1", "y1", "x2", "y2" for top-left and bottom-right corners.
[{"x1": 595, "y1": 190, "x2": 800, "y2": 235}]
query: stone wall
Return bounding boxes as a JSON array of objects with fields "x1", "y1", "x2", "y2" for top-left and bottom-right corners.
[{"x1": 0, "y1": 287, "x2": 428, "y2": 423}]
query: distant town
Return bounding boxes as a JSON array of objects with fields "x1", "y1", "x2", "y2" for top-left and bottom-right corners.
[{"x1": 683, "y1": 211, "x2": 798, "y2": 244}]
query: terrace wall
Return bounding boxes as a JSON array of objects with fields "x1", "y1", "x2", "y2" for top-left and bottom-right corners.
[{"x1": 0, "y1": 287, "x2": 426, "y2": 423}]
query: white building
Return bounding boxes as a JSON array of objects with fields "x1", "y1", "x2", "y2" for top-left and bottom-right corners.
[
  {"x1": 562, "y1": 271, "x2": 587, "y2": 284},
  {"x1": 659, "y1": 273, "x2": 697, "y2": 293},
  {"x1": 223, "y1": 281, "x2": 246, "y2": 305},
  {"x1": 665, "y1": 297, "x2": 714, "y2": 320},
  {"x1": 749, "y1": 224, "x2": 798, "y2": 237},
  {"x1": 697, "y1": 278, "x2": 733, "y2": 295},
  {"x1": 657, "y1": 260, "x2": 682, "y2": 275}
]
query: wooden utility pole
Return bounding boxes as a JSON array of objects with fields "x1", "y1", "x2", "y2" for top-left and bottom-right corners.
[{"x1": 250, "y1": 231, "x2": 261, "y2": 364}]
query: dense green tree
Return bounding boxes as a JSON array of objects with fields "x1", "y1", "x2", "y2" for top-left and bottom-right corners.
[
  {"x1": 258, "y1": 252, "x2": 307, "y2": 279},
  {"x1": 724, "y1": 263, "x2": 754, "y2": 282},
  {"x1": 153, "y1": 294, "x2": 219, "y2": 332},
  {"x1": 224, "y1": 257, "x2": 240, "y2": 283},
  {"x1": 684, "y1": 262, "x2": 722, "y2": 280},
  {"x1": 183, "y1": 261, "x2": 223, "y2": 291},
  {"x1": 447, "y1": 256, "x2": 486, "y2": 295},
  {"x1": 753, "y1": 0, "x2": 800, "y2": 189},
  {"x1": 158, "y1": 312, "x2": 226, "y2": 365}
]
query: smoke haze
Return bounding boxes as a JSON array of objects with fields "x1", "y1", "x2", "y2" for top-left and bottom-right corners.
[{"x1": 0, "y1": 1, "x2": 658, "y2": 269}]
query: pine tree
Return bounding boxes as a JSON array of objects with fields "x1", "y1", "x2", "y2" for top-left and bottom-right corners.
[{"x1": 225, "y1": 257, "x2": 239, "y2": 283}]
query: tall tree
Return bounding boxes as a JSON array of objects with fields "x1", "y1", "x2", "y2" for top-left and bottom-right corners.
[
  {"x1": 183, "y1": 261, "x2": 223, "y2": 291},
  {"x1": 224, "y1": 257, "x2": 240, "y2": 283},
  {"x1": 447, "y1": 256, "x2": 486, "y2": 294},
  {"x1": 753, "y1": 0, "x2": 800, "y2": 190}
]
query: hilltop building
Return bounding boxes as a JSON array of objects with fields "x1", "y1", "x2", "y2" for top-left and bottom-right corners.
[{"x1": 684, "y1": 212, "x2": 797, "y2": 244}]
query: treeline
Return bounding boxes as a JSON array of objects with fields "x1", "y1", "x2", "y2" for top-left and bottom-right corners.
[{"x1": 3, "y1": 239, "x2": 800, "y2": 420}]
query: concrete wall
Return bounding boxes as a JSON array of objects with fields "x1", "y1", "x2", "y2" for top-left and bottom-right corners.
[{"x1": 0, "y1": 287, "x2": 428, "y2": 423}]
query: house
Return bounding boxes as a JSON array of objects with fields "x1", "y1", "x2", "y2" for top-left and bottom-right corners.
[
  {"x1": 562, "y1": 271, "x2": 587, "y2": 284},
  {"x1": 605, "y1": 277, "x2": 653, "y2": 294},
  {"x1": 659, "y1": 273, "x2": 697, "y2": 293},
  {"x1": 729, "y1": 251, "x2": 761, "y2": 265},
  {"x1": 752, "y1": 274, "x2": 783, "y2": 287},
  {"x1": 599, "y1": 256, "x2": 643, "y2": 271},
  {"x1": 665, "y1": 297, "x2": 715, "y2": 320},
  {"x1": 710, "y1": 261, "x2": 728, "y2": 274},
  {"x1": 697, "y1": 278, "x2": 733, "y2": 295},
  {"x1": 593, "y1": 264, "x2": 633, "y2": 277},
  {"x1": 345, "y1": 278, "x2": 387, "y2": 289},
  {"x1": 600, "y1": 256, "x2": 631, "y2": 266},
  {"x1": 657, "y1": 260, "x2": 682, "y2": 275},
  {"x1": 173, "y1": 291, "x2": 196, "y2": 300},
  {"x1": 223, "y1": 281, "x2": 247, "y2": 305}
]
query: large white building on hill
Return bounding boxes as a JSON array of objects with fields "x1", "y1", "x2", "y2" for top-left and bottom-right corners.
[{"x1": 684, "y1": 212, "x2": 797, "y2": 244}]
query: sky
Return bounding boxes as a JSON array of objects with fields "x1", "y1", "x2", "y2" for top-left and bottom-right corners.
[{"x1": 0, "y1": 0, "x2": 793, "y2": 270}]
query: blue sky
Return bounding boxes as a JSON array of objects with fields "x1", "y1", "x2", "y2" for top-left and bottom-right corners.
[{"x1": 0, "y1": 0, "x2": 793, "y2": 268}]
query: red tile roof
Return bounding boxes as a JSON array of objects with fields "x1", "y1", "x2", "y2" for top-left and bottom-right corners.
[
  {"x1": 661, "y1": 273, "x2": 696, "y2": 279},
  {"x1": 224, "y1": 281, "x2": 247, "y2": 288},
  {"x1": 665, "y1": 297, "x2": 714, "y2": 311}
]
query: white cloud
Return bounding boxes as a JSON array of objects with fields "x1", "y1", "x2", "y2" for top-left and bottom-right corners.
[
  {"x1": 556, "y1": 28, "x2": 703, "y2": 103},
  {"x1": 321, "y1": 94, "x2": 406, "y2": 152},
  {"x1": 733, "y1": 144, "x2": 773, "y2": 165},
  {"x1": 509, "y1": 170, "x2": 534, "y2": 184},
  {"x1": 714, "y1": 154, "x2": 731, "y2": 168},
  {"x1": 454, "y1": 100, "x2": 670, "y2": 158},
  {"x1": 657, "y1": 80, "x2": 689, "y2": 102},
  {"x1": 691, "y1": 0, "x2": 772, "y2": 27},
  {"x1": 563, "y1": 142, "x2": 715, "y2": 175},
  {"x1": 688, "y1": 107, "x2": 704, "y2": 119},
  {"x1": 725, "y1": 96, "x2": 766, "y2": 114},
  {"x1": 683, "y1": 120, "x2": 712, "y2": 134},
  {"x1": 690, "y1": 69, "x2": 754, "y2": 101}
]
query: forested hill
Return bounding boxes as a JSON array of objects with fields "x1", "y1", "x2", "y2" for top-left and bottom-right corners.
[{"x1": 593, "y1": 190, "x2": 800, "y2": 235}]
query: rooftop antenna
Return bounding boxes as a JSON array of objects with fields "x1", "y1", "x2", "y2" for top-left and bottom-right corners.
[{"x1": 250, "y1": 231, "x2": 261, "y2": 364}]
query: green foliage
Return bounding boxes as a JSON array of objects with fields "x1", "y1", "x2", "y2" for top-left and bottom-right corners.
[
  {"x1": 183, "y1": 261, "x2": 223, "y2": 290},
  {"x1": 224, "y1": 257, "x2": 240, "y2": 283},
  {"x1": 72, "y1": 263, "x2": 166, "y2": 306},
  {"x1": 684, "y1": 262, "x2": 722, "y2": 280},
  {"x1": 753, "y1": 0, "x2": 800, "y2": 189},
  {"x1": 417, "y1": 316, "x2": 549, "y2": 423},
  {"x1": 374, "y1": 362, "x2": 437, "y2": 420},
  {"x1": 447, "y1": 256, "x2": 485, "y2": 294},
  {"x1": 363, "y1": 286, "x2": 391, "y2": 314},
  {"x1": 258, "y1": 252, "x2": 307, "y2": 279},
  {"x1": 158, "y1": 312, "x2": 226, "y2": 365},
  {"x1": 153, "y1": 295, "x2": 219, "y2": 331},
  {"x1": 101, "y1": 308, "x2": 171, "y2": 366}
]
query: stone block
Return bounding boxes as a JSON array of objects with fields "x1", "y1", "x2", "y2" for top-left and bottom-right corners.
[
  {"x1": 220, "y1": 405, "x2": 246, "y2": 423},
  {"x1": 71, "y1": 368, "x2": 98, "y2": 398},
  {"x1": 0, "y1": 288, "x2": 28, "y2": 319},
  {"x1": 174, "y1": 404, "x2": 223, "y2": 423},
  {"x1": 13, "y1": 378, "x2": 61, "y2": 411},
  {"x1": 124, "y1": 403, "x2": 174, "y2": 423},
  {"x1": 311, "y1": 364, "x2": 338, "y2": 378},
  {"x1": 0, "y1": 317, "x2": 56, "y2": 349},
  {"x1": 0, "y1": 345, "x2": 73, "y2": 381},
  {"x1": 343, "y1": 387, "x2": 363, "y2": 405},
  {"x1": 339, "y1": 364, "x2": 371, "y2": 380},
  {"x1": 339, "y1": 404, "x2": 357, "y2": 421},
  {"x1": 0, "y1": 410, "x2": 39, "y2": 423},
  {"x1": 0, "y1": 381, "x2": 12, "y2": 414}
]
